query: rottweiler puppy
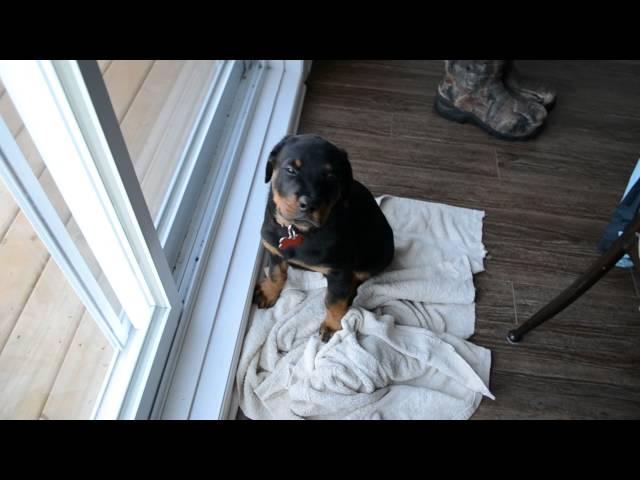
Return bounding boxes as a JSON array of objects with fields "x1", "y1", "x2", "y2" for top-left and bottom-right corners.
[{"x1": 254, "y1": 134, "x2": 394, "y2": 341}]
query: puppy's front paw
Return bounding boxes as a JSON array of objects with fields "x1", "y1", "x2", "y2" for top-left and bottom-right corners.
[
  {"x1": 253, "y1": 280, "x2": 280, "y2": 308},
  {"x1": 319, "y1": 322, "x2": 339, "y2": 343}
]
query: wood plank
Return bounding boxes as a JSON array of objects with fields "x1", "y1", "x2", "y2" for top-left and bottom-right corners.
[
  {"x1": 0, "y1": 131, "x2": 53, "y2": 239},
  {"x1": 0, "y1": 215, "x2": 116, "y2": 419},
  {"x1": 299, "y1": 101, "x2": 392, "y2": 137},
  {"x1": 513, "y1": 282, "x2": 640, "y2": 333},
  {"x1": 472, "y1": 320, "x2": 640, "y2": 389},
  {"x1": 516, "y1": 60, "x2": 640, "y2": 120},
  {"x1": 472, "y1": 371, "x2": 640, "y2": 420},
  {"x1": 307, "y1": 60, "x2": 442, "y2": 96},
  {"x1": 0, "y1": 85, "x2": 79, "y2": 356},
  {"x1": 40, "y1": 310, "x2": 114, "y2": 419},
  {"x1": 495, "y1": 148, "x2": 636, "y2": 193},
  {"x1": 484, "y1": 208, "x2": 609, "y2": 247},
  {"x1": 97, "y1": 60, "x2": 112, "y2": 74},
  {"x1": 482, "y1": 210, "x2": 615, "y2": 274},
  {"x1": 0, "y1": 216, "x2": 51, "y2": 351},
  {"x1": 304, "y1": 82, "x2": 400, "y2": 115},
  {"x1": 351, "y1": 60, "x2": 444, "y2": 75},
  {"x1": 119, "y1": 60, "x2": 187, "y2": 171},
  {"x1": 0, "y1": 79, "x2": 28, "y2": 241},
  {"x1": 101, "y1": 60, "x2": 154, "y2": 123},
  {"x1": 1, "y1": 95, "x2": 48, "y2": 174},
  {"x1": 392, "y1": 109, "x2": 640, "y2": 162},
  {"x1": 0, "y1": 181, "x2": 19, "y2": 241},
  {"x1": 298, "y1": 121, "x2": 498, "y2": 179},
  {"x1": 139, "y1": 61, "x2": 220, "y2": 220},
  {"x1": 483, "y1": 242, "x2": 637, "y2": 297},
  {"x1": 0, "y1": 169, "x2": 73, "y2": 351},
  {"x1": 0, "y1": 62, "x2": 123, "y2": 242},
  {"x1": 475, "y1": 276, "x2": 517, "y2": 326},
  {"x1": 632, "y1": 270, "x2": 640, "y2": 297},
  {"x1": 1, "y1": 60, "x2": 178, "y2": 241},
  {"x1": 0, "y1": 258, "x2": 86, "y2": 419},
  {"x1": 328, "y1": 149, "x2": 621, "y2": 222},
  {"x1": 0, "y1": 85, "x2": 57, "y2": 241},
  {"x1": 300, "y1": 94, "x2": 496, "y2": 151},
  {"x1": 0, "y1": 85, "x2": 25, "y2": 137}
]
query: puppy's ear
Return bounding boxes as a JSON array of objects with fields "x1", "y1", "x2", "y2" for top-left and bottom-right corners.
[
  {"x1": 265, "y1": 135, "x2": 293, "y2": 183},
  {"x1": 338, "y1": 147, "x2": 353, "y2": 199}
]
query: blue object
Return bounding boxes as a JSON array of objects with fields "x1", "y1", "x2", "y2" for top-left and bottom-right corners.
[{"x1": 599, "y1": 159, "x2": 640, "y2": 268}]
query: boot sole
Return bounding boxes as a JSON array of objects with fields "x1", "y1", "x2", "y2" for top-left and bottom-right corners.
[{"x1": 434, "y1": 95, "x2": 545, "y2": 141}]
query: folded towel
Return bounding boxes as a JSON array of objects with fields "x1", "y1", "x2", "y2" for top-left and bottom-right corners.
[{"x1": 236, "y1": 195, "x2": 493, "y2": 420}]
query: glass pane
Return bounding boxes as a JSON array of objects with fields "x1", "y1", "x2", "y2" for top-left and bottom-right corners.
[
  {"x1": 101, "y1": 60, "x2": 221, "y2": 225},
  {"x1": 0, "y1": 79, "x2": 118, "y2": 419}
]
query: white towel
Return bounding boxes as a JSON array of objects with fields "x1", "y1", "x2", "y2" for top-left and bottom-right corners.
[{"x1": 236, "y1": 195, "x2": 493, "y2": 420}]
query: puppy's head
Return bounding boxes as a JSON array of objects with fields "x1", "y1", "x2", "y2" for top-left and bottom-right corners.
[{"x1": 265, "y1": 134, "x2": 352, "y2": 230}]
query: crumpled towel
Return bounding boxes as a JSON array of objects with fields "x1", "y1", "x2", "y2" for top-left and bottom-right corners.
[{"x1": 236, "y1": 195, "x2": 493, "y2": 420}]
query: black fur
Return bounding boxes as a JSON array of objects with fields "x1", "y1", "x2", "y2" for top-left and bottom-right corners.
[{"x1": 257, "y1": 134, "x2": 395, "y2": 340}]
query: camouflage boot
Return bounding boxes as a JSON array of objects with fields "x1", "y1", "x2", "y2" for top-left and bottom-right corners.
[
  {"x1": 435, "y1": 60, "x2": 548, "y2": 140},
  {"x1": 504, "y1": 60, "x2": 557, "y2": 109}
]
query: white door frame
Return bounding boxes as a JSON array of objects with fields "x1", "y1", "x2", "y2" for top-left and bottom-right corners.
[
  {"x1": 0, "y1": 59, "x2": 310, "y2": 419},
  {"x1": 159, "y1": 60, "x2": 309, "y2": 420},
  {"x1": 0, "y1": 60, "x2": 182, "y2": 419}
]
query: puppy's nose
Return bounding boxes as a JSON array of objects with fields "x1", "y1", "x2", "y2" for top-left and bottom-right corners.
[{"x1": 298, "y1": 196, "x2": 311, "y2": 212}]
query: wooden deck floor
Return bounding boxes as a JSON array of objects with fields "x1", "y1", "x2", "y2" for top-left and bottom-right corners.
[
  {"x1": 296, "y1": 60, "x2": 640, "y2": 419},
  {"x1": 0, "y1": 60, "x2": 219, "y2": 419}
]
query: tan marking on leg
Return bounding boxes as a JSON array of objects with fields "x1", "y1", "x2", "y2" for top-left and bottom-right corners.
[
  {"x1": 319, "y1": 298, "x2": 349, "y2": 342},
  {"x1": 354, "y1": 271, "x2": 371, "y2": 282},
  {"x1": 254, "y1": 260, "x2": 288, "y2": 308},
  {"x1": 319, "y1": 272, "x2": 361, "y2": 342},
  {"x1": 324, "y1": 298, "x2": 349, "y2": 330}
]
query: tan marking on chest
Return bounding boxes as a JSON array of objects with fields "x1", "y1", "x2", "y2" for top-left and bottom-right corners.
[{"x1": 262, "y1": 239, "x2": 283, "y2": 257}]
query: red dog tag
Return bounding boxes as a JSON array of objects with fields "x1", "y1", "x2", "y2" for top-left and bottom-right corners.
[
  {"x1": 278, "y1": 225, "x2": 304, "y2": 250},
  {"x1": 279, "y1": 235, "x2": 304, "y2": 249}
]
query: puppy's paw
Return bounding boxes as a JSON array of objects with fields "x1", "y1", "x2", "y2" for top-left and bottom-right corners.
[
  {"x1": 253, "y1": 280, "x2": 280, "y2": 308},
  {"x1": 319, "y1": 322, "x2": 339, "y2": 343}
]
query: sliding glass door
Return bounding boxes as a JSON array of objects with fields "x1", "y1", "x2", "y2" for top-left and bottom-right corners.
[{"x1": 0, "y1": 60, "x2": 258, "y2": 419}]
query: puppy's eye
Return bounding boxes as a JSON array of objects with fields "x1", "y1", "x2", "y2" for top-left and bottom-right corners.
[
  {"x1": 286, "y1": 166, "x2": 297, "y2": 175},
  {"x1": 326, "y1": 172, "x2": 336, "y2": 180}
]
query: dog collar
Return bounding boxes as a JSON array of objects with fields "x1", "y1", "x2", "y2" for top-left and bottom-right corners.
[{"x1": 279, "y1": 224, "x2": 304, "y2": 250}]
